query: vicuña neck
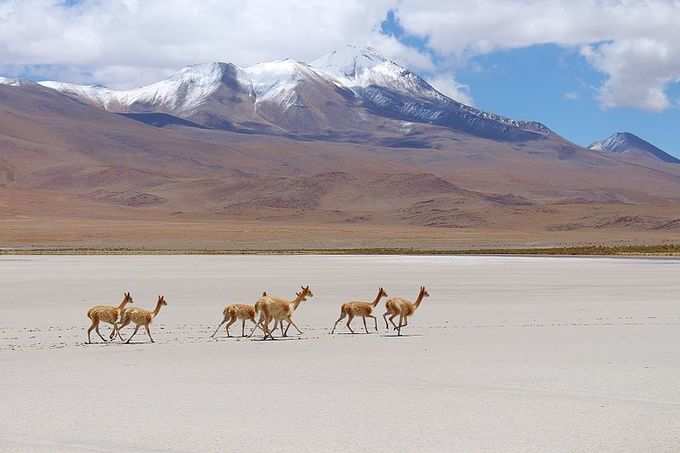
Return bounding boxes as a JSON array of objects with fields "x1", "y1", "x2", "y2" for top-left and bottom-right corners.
[
  {"x1": 371, "y1": 291, "x2": 384, "y2": 307},
  {"x1": 152, "y1": 301, "x2": 163, "y2": 317},
  {"x1": 291, "y1": 294, "x2": 305, "y2": 310},
  {"x1": 118, "y1": 299, "x2": 130, "y2": 310},
  {"x1": 414, "y1": 291, "x2": 425, "y2": 309}
]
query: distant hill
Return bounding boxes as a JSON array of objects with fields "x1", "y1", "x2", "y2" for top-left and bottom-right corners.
[{"x1": 589, "y1": 132, "x2": 680, "y2": 164}]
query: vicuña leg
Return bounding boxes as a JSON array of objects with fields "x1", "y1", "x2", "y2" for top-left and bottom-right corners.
[
  {"x1": 248, "y1": 319, "x2": 260, "y2": 337},
  {"x1": 117, "y1": 319, "x2": 131, "y2": 341},
  {"x1": 262, "y1": 317, "x2": 274, "y2": 340},
  {"x1": 284, "y1": 319, "x2": 302, "y2": 336},
  {"x1": 126, "y1": 325, "x2": 140, "y2": 343},
  {"x1": 225, "y1": 316, "x2": 237, "y2": 337},
  {"x1": 249, "y1": 317, "x2": 272, "y2": 337},
  {"x1": 87, "y1": 320, "x2": 97, "y2": 344},
  {"x1": 247, "y1": 318, "x2": 262, "y2": 337},
  {"x1": 362, "y1": 316, "x2": 369, "y2": 333},
  {"x1": 95, "y1": 323, "x2": 107, "y2": 342},
  {"x1": 388, "y1": 313, "x2": 399, "y2": 330},
  {"x1": 346, "y1": 314, "x2": 355, "y2": 334},
  {"x1": 145, "y1": 324, "x2": 154, "y2": 343},
  {"x1": 367, "y1": 314, "x2": 378, "y2": 331},
  {"x1": 211, "y1": 319, "x2": 226, "y2": 338},
  {"x1": 114, "y1": 324, "x2": 125, "y2": 341},
  {"x1": 285, "y1": 317, "x2": 303, "y2": 336},
  {"x1": 331, "y1": 311, "x2": 347, "y2": 334}
]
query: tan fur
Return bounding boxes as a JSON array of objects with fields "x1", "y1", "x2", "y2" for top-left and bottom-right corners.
[
  {"x1": 251, "y1": 286, "x2": 313, "y2": 340},
  {"x1": 331, "y1": 287, "x2": 388, "y2": 334},
  {"x1": 86, "y1": 292, "x2": 133, "y2": 343},
  {"x1": 210, "y1": 303, "x2": 258, "y2": 338},
  {"x1": 383, "y1": 286, "x2": 430, "y2": 336},
  {"x1": 117, "y1": 295, "x2": 168, "y2": 343}
]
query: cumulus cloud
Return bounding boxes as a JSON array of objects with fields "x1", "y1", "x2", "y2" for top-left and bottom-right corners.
[
  {"x1": 1, "y1": 0, "x2": 679, "y2": 110},
  {"x1": 0, "y1": 0, "x2": 411, "y2": 87},
  {"x1": 582, "y1": 39, "x2": 680, "y2": 111},
  {"x1": 394, "y1": 0, "x2": 680, "y2": 111}
]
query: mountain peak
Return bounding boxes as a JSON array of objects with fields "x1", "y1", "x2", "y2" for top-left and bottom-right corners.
[
  {"x1": 589, "y1": 132, "x2": 680, "y2": 164},
  {"x1": 172, "y1": 62, "x2": 234, "y2": 78},
  {"x1": 311, "y1": 44, "x2": 392, "y2": 80}
]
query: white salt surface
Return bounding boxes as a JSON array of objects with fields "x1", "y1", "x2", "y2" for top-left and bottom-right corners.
[{"x1": 1, "y1": 255, "x2": 680, "y2": 452}]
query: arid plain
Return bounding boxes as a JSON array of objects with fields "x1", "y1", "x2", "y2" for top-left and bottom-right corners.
[{"x1": 2, "y1": 255, "x2": 680, "y2": 452}]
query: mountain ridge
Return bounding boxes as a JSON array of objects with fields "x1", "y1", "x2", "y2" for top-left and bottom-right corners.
[{"x1": 31, "y1": 45, "x2": 553, "y2": 142}]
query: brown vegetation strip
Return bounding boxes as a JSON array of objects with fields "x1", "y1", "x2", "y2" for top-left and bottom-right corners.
[{"x1": 2, "y1": 244, "x2": 680, "y2": 256}]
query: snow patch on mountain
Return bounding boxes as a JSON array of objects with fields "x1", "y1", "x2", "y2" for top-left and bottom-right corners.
[
  {"x1": 589, "y1": 132, "x2": 636, "y2": 153},
  {"x1": 243, "y1": 59, "x2": 318, "y2": 110},
  {"x1": 589, "y1": 132, "x2": 680, "y2": 164},
  {"x1": 40, "y1": 63, "x2": 251, "y2": 113},
  {"x1": 311, "y1": 45, "x2": 446, "y2": 102}
]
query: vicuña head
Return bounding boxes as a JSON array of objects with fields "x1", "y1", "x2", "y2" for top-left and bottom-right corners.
[
  {"x1": 123, "y1": 291, "x2": 134, "y2": 305},
  {"x1": 379, "y1": 287, "x2": 388, "y2": 298},
  {"x1": 297, "y1": 285, "x2": 314, "y2": 301},
  {"x1": 157, "y1": 295, "x2": 168, "y2": 307}
]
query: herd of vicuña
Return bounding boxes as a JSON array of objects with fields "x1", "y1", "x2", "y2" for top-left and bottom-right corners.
[{"x1": 86, "y1": 286, "x2": 429, "y2": 343}]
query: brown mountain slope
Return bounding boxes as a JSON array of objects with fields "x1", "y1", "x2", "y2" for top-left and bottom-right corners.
[{"x1": 2, "y1": 83, "x2": 680, "y2": 249}]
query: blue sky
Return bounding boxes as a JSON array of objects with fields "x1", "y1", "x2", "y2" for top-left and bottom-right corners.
[
  {"x1": 1, "y1": 1, "x2": 678, "y2": 156},
  {"x1": 380, "y1": 10, "x2": 680, "y2": 155}
]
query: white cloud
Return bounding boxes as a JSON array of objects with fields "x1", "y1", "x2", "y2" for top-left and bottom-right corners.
[
  {"x1": 427, "y1": 74, "x2": 474, "y2": 105},
  {"x1": 0, "y1": 0, "x2": 409, "y2": 87},
  {"x1": 394, "y1": 0, "x2": 680, "y2": 111},
  {"x1": 581, "y1": 38, "x2": 680, "y2": 111},
  {"x1": 1, "y1": 1, "x2": 680, "y2": 110}
]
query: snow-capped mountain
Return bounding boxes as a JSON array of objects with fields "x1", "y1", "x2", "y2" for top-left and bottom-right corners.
[
  {"x1": 312, "y1": 46, "x2": 446, "y2": 101},
  {"x1": 41, "y1": 63, "x2": 253, "y2": 114},
  {"x1": 311, "y1": 46, "x2": 550, "y2": 137},
  {"x1": 35, "y1": 45, "x2": 553, "y2": 141},
  {"x1": 589, "y1": 132, "x2": 680, "y2": 164}
]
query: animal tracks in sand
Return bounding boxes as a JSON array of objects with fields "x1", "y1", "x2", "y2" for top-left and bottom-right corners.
[{"x1": 2, "y1": 316, "x2": 678, "y2": 352}]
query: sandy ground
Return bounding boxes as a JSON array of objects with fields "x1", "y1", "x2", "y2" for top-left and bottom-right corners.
[{"x1": 1, "y1": 255, "x2": 680, "y2": 452}]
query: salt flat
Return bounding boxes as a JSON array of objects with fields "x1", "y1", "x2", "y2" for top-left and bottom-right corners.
[{"x1": 1, "y1": 255, "x2": 680, "y2": 452}]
